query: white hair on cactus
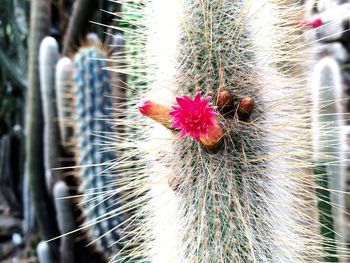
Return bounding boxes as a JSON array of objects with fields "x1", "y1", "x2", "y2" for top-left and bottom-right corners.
[{"x1": 105, "y1": 0, "x2": 350, "y2": 262}]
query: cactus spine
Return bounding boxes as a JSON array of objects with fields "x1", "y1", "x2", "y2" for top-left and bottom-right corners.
[
  {"x1": 107, "y1": 1, "x2": 347, "y2": 262},
  {"x1": 39, "y1": 36, "x2": 61, "y2": 192},
  {"x1": 73, "y1": 46, "x2": 127, "y2": 255}
]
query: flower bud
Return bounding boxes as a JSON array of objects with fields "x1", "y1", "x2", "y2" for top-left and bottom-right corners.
[
  {"x1": 295, "y1": 17, "x2": 323, "y2": 28},
  {"x1": 138, "y1": 99, "x2": 172, "y2": 127},
  {"x1": 217, "y1": 89, "x2": 234, "y2": 109},
  {"x1": 237, "y1": 97, "x2": 254, "y2": 120}
]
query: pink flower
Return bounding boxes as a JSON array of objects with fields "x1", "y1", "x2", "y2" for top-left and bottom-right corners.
[
  {"x1": 169, "y1": 93, "x2": 218, "y2": 141},
  {"x1": 296, "y1": 17, "x2": 323, "y2": 28}
]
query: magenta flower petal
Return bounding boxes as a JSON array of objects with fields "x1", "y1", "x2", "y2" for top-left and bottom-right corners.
[{"x1": 170, "y1": 93, "x2": 218, "y2": 140}]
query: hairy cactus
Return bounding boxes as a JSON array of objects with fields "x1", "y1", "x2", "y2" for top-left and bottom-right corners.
[
  {"x1": 312, "y1": 57, "x2": 347, "y2": 261},
  {"x1": 72, "y1": 46, "x2": 127, "y2": 255},
  {"x1": 55, "y1": 57, "x2": 75, "y2": 150},
  {"x1": 39, "y1": 36, "x2": 61, "y2": 192},
  {"x1": 104, "y1": 1, "x2": 350, "y2": 262}
]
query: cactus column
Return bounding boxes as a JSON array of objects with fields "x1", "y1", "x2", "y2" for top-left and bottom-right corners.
[
  {"x1": 113, "y1": 0, "x2": 340, "y2": 262},
  {"x1": 26, "y1": 0, "x2": 59, "y2": 256},
  {"x1": 39, "y1": 36, "x2": 61, "y2": 192},
  {"x1": 312, "y1": 57, "x2": 346, "y2": 261},
  {"x1": 73, "y1": 46, "x2": 127, "y2": 256}
]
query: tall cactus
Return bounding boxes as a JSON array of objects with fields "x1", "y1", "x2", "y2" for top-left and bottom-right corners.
[
  {"x1": 312, "y1": 57, "x2": 347, "y2": 262},
  {"x1": 39, "y1": 36, "x2": 61, "y2": 192},
  {"x1": 107, "y1": 1, "x2": 349, "y2": 262},
  {"x1": 72, "y1": 46, "x2": 127, "y2": 256},
  {"x1": 26, "y1": 0, "x2": 59, "y2": 256}
]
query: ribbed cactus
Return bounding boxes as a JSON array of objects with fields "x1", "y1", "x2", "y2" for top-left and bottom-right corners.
[
  {"x1": 312, "y1": 57, "x2": 347, "y2": 261},
  {"x1": 107, "y1": 1, "x2": 348, "y2": 262},
  {"x1": 39, "y1": 36, "x2": 61, "y2": 192},
  {"x1": 26, "y1": 0, "x2": 59, "y2": 256},
  {"x1": 55, "y1": 57, "x2": 75, "y2": 149},
  {"x1": 73, "y1": 46, "x2": 127, "y2": 255}
]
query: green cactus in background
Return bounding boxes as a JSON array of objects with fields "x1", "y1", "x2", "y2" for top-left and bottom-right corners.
[
  {"x1": 39, "y1": 36, "x2": 62, "y2": 192},
  {"x1": 312, "y1": 57, "x2": 347, "y2": 262},
  {"x1": 72, "y1": 46, "x2": 128, "y2": 256},
  {"x1": 105, "y1": 1, "x2": 350, "y2": 262},
  {"x1": 26, "y1": 0, "x2": 59, "y2": 256}
]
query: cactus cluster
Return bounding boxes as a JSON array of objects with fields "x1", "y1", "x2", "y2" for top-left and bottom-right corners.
[
  {"x1": 19, "y1": 1, "x2": 350, "y2": 262},
  {"x1": 36, "y1": 35, "x2": 122, "y2": 262}
]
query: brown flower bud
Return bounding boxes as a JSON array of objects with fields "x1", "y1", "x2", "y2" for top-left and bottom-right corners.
[
  {"x1": 237, "y1": 97, "x2": 254, "y2": 120},
  {"x1": 217, "y1": 89, "x2": 234, "y2": 109}
]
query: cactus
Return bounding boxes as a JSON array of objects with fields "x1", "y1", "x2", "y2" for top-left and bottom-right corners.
[
  {"x1": 0, "y1": 134, "x2": 21, "y2": 213},
  {"x1": 39, "y1": 36, "x2": 62, "y2": 192},
  {"x1": 53, "y1": 181, "x2": 76, "y2": 263},
  {"x1": 37, "y1": 241, "x2": 54, "y2": 263},
  {"x1": 72, "y1": 46, "x2": 127, "y2": 255},
  {"x1": 26, "y1": 0, "x2": 59, "y2": 256},
  {"x1": 104, "y1": 1, "x2": 350, "y2": 262},
  {"x1": 62, "y1": 0, "x2": 99, "y2": 55},
  {"x1": 55, "y1": 57, "x2": 75, "y2": 150},
  {"x1": 312, "y1": 57, "x2": 347, "y2": 261},
  {"x1": 86, "y1": 32, "x2": 101, "y2": 47}
]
